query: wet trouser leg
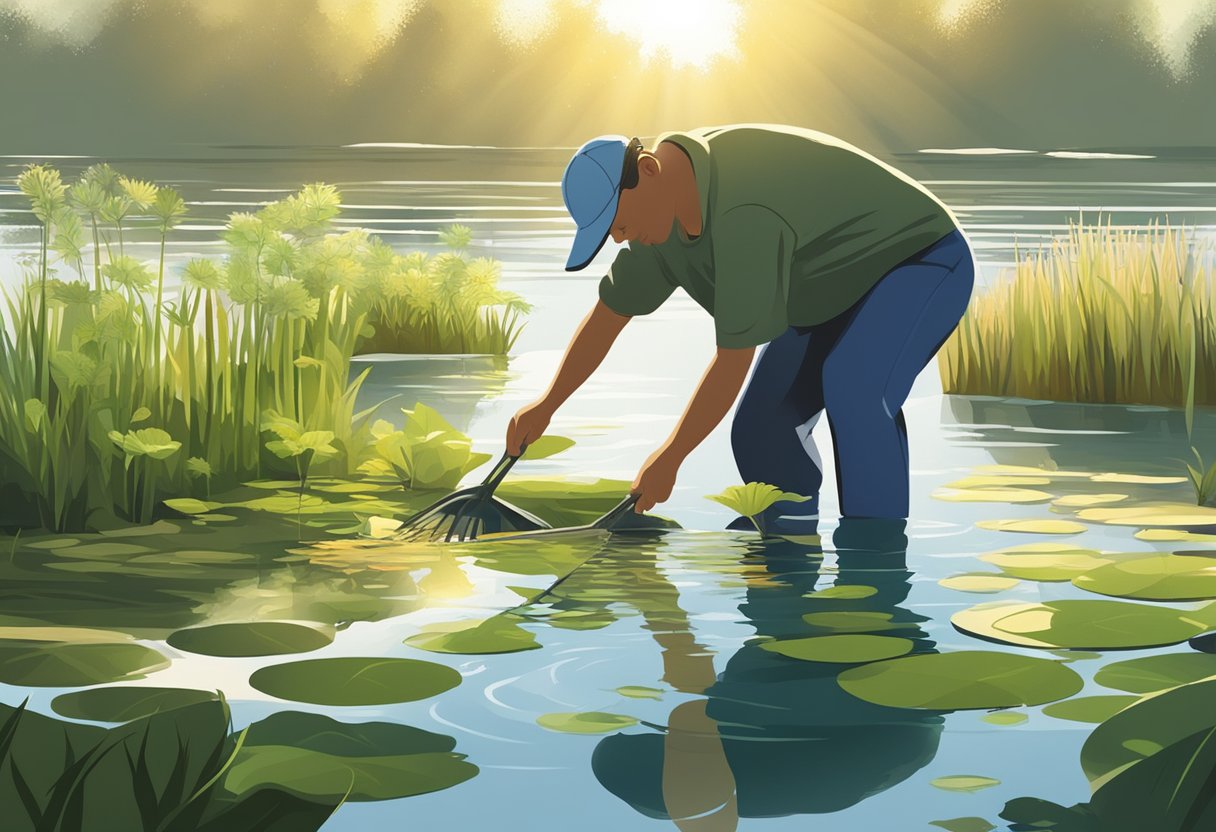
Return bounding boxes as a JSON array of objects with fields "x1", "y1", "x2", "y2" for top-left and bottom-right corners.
[{"x1": 730, "y1": 229, "x2": 975, "y2": 526}]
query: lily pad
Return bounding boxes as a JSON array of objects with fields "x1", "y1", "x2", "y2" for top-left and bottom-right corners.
[
  {"x1": 933, "y1": 487, "x2": 1053, "y2": 503},
  {"x1": 0, "y1": 641, "x2": 170, "y2": 687},
  {"x1": 23, "y1": 537, "x2": 81, "y2": 549},
  {"x1": 1072, "y1": 554, "x2": 1216, "y2": 601},
  {"x1": 405, "y1": 616, "x2": 540, "y2": 655},
  {"x1": 760, "y1": 634, "x2": 914, "y2": 664},
  {"x1": 982, "y1": 711, "x2": 1027, "y2": 726},
  {"x1": 801, "y1": 611, "x2": 912, "y2": 633},
  {"x1": 1077, "y1": 503, "x2": 1216, "y2": 528},
  {"x1": 249, "y1": 657, "x2": 461, "y2": 706},
  {"x1": 1092, "y1": 653, "x2": 1216, "y2": 693},
  {"x1": 1080, "y1": 677, "x2": 1216, "y2": 789},
  {"x1": 51, "y1": 686, "x2": 218, "y2": 722},
  {"x1": 952, "y1": 599, "x2": 1212, "y2": 650},
  {"x1": 163, "y1": 498, "x2": 218, "y2": 515},
  {"x1": 976, "y1": 519, "x2": 1087, "y2": 534},
  {"x1": 1135, "y1": 528, "x2": 1216, "y2": 543},
  {"x1": 803, "y1": 584, "x2": 878, "y2": 599},
  {"x1": 1041, "y1": 695, "x2": 1140, "y2": 724},
  {"x1": 930, "y1": 775, "x2": 1001, "y2": 792},
  {"x1": 63, "y1": 542, "x2": 154, "y2": 557},
  {"x1": 1089, "y1": 473, "x2": 1188, "y2": 485},
  {"x1": 939, "y1": 574, "x2": 1021, "y2": 593},
  {"x1": 929, "y1": 818, "x2": 995, "y2": 832},
  {"x1": 536, "y1": 712, "x2": 638, "y2": 734},
  {"x1": 167, "y1": 622, "x2": 334, "y2": 657},
  {"x1": 615, "y1": 686, "x2": 664, "y2": 700},
  {"x1": 978, "y1": 547, "x2": 1112, "y2": 581},
  {"x1": 1051, "y1": 493, "x2": 1128, "y2": 507},
  {"x1": 223, "y1": 711, "x2": 478, "y2": 801},
  {"x1": 836, "y1": 650, "x2": 1083, "y2": 710}
]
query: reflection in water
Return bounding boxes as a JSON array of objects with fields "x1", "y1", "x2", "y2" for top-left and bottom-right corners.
[{"x1": 589, "y1": 519, "x2": 944, "y2": 829}]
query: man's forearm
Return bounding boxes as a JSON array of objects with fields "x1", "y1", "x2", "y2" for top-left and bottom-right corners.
[
  {"x1": 661, "y1": 347, "x2": 755, "y2": 459},
  {"x1": 537, "y1": 299, "x2": 631, "y2": 412}
]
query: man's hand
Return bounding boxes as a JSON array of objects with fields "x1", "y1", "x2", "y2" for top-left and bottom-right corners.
[
  {"x1": 506, "y1": 401, "x2": 552, "y2": 457},
  {"x1": 632, "y1": 447, "x2": 683, "y2": 513}
]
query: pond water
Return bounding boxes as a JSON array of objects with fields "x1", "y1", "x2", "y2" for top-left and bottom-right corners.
[{"x1": 0, "y1": 144, "x2": 1215, "y2": 830}]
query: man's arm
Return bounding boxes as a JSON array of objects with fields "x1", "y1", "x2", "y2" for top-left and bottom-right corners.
[
  {"x1": 506, "y1": 299, "x2": 631, "y2": 455},
  {"x1": 632, "y1": 346, "x2": 755, "y2": 511}
]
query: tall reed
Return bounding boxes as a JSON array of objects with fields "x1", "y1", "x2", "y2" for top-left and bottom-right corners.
[{"x1": 939, "y1": 220, "x2": 1215, "y2": 407}]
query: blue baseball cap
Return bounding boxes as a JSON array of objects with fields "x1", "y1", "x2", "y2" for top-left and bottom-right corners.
[{"x1": 561, "y1": 135, "x2": 635, "y2": 272}]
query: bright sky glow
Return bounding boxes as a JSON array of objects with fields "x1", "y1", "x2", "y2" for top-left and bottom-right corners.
[{"x1": 592, "y1": 0, "x2": 742, "y2": 70}]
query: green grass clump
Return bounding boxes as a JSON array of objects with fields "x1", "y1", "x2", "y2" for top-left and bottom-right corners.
[
  {"x1": 939, "y1": 219, "x2": 1216, "y2": 505},
  {"x1": 939, "y1": 220, "x2": 1215, "y2": 408},
  {"x1": 357, "y1": 223, "x2": 531, "y2": 355},
  {"x1": 1, "y1": 163, "x2": 527, "y2": 533}
]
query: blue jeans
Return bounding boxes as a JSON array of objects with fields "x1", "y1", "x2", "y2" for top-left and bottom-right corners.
[{"x1": 730, "y1": 229, "x2": 975, "y2": 525}]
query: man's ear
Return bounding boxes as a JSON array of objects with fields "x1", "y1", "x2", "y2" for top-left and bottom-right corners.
[{"x1": 637, "y1": 151, "x2": 662, "y2": 178}]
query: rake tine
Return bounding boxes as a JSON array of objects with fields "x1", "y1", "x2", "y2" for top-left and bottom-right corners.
[{"x1": 444, "y1": 501, "x2": 470, "y2": 543}]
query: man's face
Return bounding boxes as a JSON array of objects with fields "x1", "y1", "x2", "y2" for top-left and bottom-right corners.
[{"x1": 609, "y1": 152, "x2": 673, "y2": 246}]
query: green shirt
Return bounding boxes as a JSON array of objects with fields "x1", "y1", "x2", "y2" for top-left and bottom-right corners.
[{"x1": 597, "y1": 124, "x2": 961, "y2": 348}]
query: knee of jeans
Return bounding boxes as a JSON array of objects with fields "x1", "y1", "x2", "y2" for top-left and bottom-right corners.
[{"x1": 823, "y1": 364, "x2": 885, "y2": 418}]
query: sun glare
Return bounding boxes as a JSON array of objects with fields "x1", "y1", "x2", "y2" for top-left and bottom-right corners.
[{"x1": 592, "y1": 0, "x2": 742, "y2": 70}]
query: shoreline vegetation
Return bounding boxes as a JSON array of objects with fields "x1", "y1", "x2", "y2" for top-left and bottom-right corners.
[
  {"x1": 3, "y1": 164, "x2": 529, "y2": 533},
  {"x1": 940, "y1": 220, "x2": 1216, "y2": 505}
]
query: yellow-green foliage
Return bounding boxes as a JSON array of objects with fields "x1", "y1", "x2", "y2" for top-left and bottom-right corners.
[
  {"x1": 939, "y1": 221, "x2": 1216, "y2": 408},
  {"x1": 358, "y1": 237, "x2": 531, "y2": 355},
  {"x1": 706, "y1": 482, "x2": 811, "y2": 533},
  {"x1": 0, "y1": 164, "x2": 525, "y2": 532}
]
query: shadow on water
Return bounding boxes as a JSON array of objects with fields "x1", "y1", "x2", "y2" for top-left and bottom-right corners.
[{"x1": 587, "y1": 519, "x2": 946, "y2": 828}]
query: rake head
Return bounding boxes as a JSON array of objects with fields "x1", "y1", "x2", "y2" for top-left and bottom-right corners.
[{"x1": 393, "y1": 491, "x2": 551, "y2": 543}]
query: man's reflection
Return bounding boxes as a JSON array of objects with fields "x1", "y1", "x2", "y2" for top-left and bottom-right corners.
[{"x1": 591, "y1": 518, "x2": 944, "y2": 829}]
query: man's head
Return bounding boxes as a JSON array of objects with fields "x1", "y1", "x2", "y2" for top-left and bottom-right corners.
[{"x1": 561, "y1": 135, "x2": 679, "y2": 271}]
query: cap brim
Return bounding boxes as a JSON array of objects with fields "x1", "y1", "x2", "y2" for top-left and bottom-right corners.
[{"x1": 564, "y1": 193, "x2": 618, "y2": 272}]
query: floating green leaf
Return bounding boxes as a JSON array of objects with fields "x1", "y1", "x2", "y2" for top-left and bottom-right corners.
[
  {"x1": 760, "y1": 634, "x2": 914, "y2": 663},
  {"x1": 930, "y1": 775, "x2": 1001, "y2": 792},
  {"x1": 404, "y1": 616, "x2": 539, "y2": 655},
  {"x1": 951, "y1": 599, "x2": 1212, "y2": 650},
  {"x1": 167, "y1": 622, "x2": 334, "y2": 657},
  {"x1": 978, "y1": 546, "x2": 1112, "y2": 581},
  {"x1": 939, "y1": 573, "x2": 1022, "y2": 593},
  {"x1": 249, "y1": 657, "x2": 461, "y2": 705},
  {"x1": 536, "y1": 712, "x2": 638, "y2": 734},
  {"x1": 837, "y1": 650, "x2": 1083, "y2": 709},
  {"x1": 801, "y1": 611, "x2": 912, "y2": 633},
  {"x1": 976, "y1": 519, "x2": 1087, "y2": 534},
  {"x1": 1092, "y1": 653, "x2": 1216, "y2": 693},
  {"x1": 615, "y1": 686, "x2": 664, "y2": 700},
  {"x1": 804, "y1": 584, "x2": 878, "y2": 599},
  {"x1": 51, "y1": 686, "x2": 218, "y2": 722},
  {"x1": 1077, "y1": 503, "x2": 1216, "y2": 527},
  {"x1": 982, "y1": 711, "x2": 1028, "y2": 726},
  {"x1": 929, "y1": 818, "x2": 996, "y2": 832},
  {"x1": 1041, "y1": 695, "x2": 1140, "y2": 724},
  {"x1": 1072, "y1": 554, "x2": 1216, "y2": 601},
  {"x1": 0, "y1": 640, "x2": 169, "y2": 687},
  {"x1": 932, "y1": 487, "x2": 1053, "y2": 503}
]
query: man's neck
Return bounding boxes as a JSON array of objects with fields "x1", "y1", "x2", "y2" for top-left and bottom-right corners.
[{"x1": 658, "y1": 141, "x2": 702, "y2": 239}]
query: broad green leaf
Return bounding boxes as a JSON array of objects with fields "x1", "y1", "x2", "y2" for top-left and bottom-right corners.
[
  {"x1": 536, "y1": 712, "x2": 638, "y2": 734},
  {"x1": 804, "y1": 584, "x2": 878, "y2": 599},
  {"x1": 705, "y1": 482, "x2": 810, "y2": 519},
  {"x1": 837, "y1": 651, "x2": 1083, "y2": 709},
  {"x1": 0, "y1": 640, "x2": 169, "y2": 686},
  {"x1": 164, "y1": 497, "x2": 215, "y2": 515},
  {"x1": 1042, "y1": 695, "x2": 1140, "y2": 724},
  {"x1": 931, "y1": 775, "x2": 1000, "y2": 792},
  {"x1": 23, "y1": 398, "x2": 45, "y2": 433},
  {"x1": 1073, "y1": 554, "x2": 1216, "y2": 601},
  {"x1": 249, "y1": 657, "x2": 461, "y2": 706},
  {"x1": 929, "y1": 818, "x2": 995, "y2": 832},
  {"x1": 951, "y1": 599, "x2": 1212, "y2": 650},
  {"x1": 939, "y1": 573, "x2": 1022, "y2": 593},
  {"x1": 405, "y1": 616, "x2": 540, "y2": 655},
  {"x1": 978, "y1": 546, "x2": 1112, "y2": 582},
  {"x1": 760, "y1": 634, "x2": 914, "y2": 663},
  {"x1": 167, "y1": 622, "x2": 334, "y2": 657},
  {"x1": 982, "y1": 711, "x2": 1027, "y2": 726},
  {"x1": 51, "y1": 686, "x2": 217, "y2": 722},
  {"x1": 976, "y1": 518, "x2": 1088, "y2": 534},
  {"x1": 131, "y1": 406, "x2": 151, "y2": 423},
  {"x1": 1092, "y1": 653, "x2": 1216, "y2": 693},
  {"x1": 615, "y1": 686, "x2": 664, "y2": 700}
]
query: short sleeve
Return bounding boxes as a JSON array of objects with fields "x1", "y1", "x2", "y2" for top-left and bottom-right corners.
[
  {"x1": 598, "y1": 243, "x2": 678, "y2": 317},
  {"x1": 712, "y1": 205, "x2": 796, "y2": 349}
]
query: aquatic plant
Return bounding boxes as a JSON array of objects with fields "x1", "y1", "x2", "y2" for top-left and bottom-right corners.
[
  {"x1": 360, "y1": 402, "x2": 492, "y2": 491},
  {"x1": 939, "y1": 220, "x2": 1215, "y2": 408},
  {"x1": 357, "y1": 227, "x2": 531, "y2": 355},
  {"x1": 0, "y1": 696, "x2": 344, "y2": 831},
  {"x1": 261, "y1": 410, "x2": 340, "y2": 538},
  {"x1": 705, "y1": 482, "x2": 811, "y2": 534}
]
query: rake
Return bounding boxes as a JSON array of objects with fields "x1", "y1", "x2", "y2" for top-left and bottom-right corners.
[{"x1": 392, "y1": 450, "x2": 551, "y2": 543}]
